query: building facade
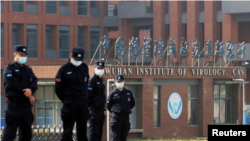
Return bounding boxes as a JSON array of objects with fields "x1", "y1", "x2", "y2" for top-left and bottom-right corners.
[{"x1": 1, "y1": 1, "x2": 250, "y2": 140}]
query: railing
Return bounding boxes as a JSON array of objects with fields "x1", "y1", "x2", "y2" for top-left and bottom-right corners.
[{"x1": 0, "y1": 125, "x2": 89, "y2": 141}]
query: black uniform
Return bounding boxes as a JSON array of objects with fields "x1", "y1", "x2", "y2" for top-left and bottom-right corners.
[
  {"x1": 55, "y1": 46, "x2": 89, "y2": 141},
  {"x1": 87, "y1": 61, "x2": 106, "y2": 141},
  {"x1": 106, "y1": 75, "x2": 135, "y2": 141},
  {"x1": 2, "y1": 45, "x2": 38, "y2": 141}
]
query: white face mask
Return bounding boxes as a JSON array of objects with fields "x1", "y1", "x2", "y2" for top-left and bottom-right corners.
[
  {"x1": 95, "y1": 68, "x2": 104, "y2": 76},
  {"x1": 71, "y1": 58, "x2": 82, "y2": 67}
]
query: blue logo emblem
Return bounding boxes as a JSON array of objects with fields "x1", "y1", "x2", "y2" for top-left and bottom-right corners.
[
  {"x1": 88, "y1": 87, "x2": 92, "y2": 90},
  {"x1": 168, "y1": 92, "x2": 182, "y2": 119},
  {"x1": 6, "y1": 74, "x2": 12, "y2": 77}
]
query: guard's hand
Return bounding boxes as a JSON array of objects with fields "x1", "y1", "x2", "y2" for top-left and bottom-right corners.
[
  {"x1": 29, "y1": 95, "x2": 35, "y2": 103},
  {"x1": 23, "y1": 89, "x2": 32, "y2": 97}
]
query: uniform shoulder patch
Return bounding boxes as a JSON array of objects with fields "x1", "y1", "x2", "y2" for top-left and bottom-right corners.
[
  {"x1": 6, "y1": 74, "x2": 12, "y2": 77},
  {"x1": 88, "y1": 87, "x2": 92, "y2": 90},
  {"x1": 56, "y1": 78, "x2": 61, "y2": 82}
]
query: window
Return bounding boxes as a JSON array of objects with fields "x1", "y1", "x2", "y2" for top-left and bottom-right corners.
[
  {"x1": 12, "y1": 1, "x2": 23, "y2": 12},
  {"x1": 90, "y1": 1, "x2": 97, "y2": 7},
  {"x1": 26, "y1": 24, "x2": 37, "y2": 58},
  {"x1": 12, "y1": 24, "x2": 19, "y2": 54},
  {"x1": 213, "y1": 85, "x2": 233, "y2": 124},
  {"x1": 34, "y1": 86, "x2": 62, "y2": 126},
  {"x1": 90, "y1": 27, "x2": 100, "y2": 59},
  {"x1": 46, "y1": 1, "x2": 56, "y2": 14},
  {"x1": 167, "y1": 1, "x2": 169, "y2": 14},
  {"x1": 125, "y1": 85, "x2": 138, "y2": 129},
  {"x1": 78, "y1": 1, "x2": 87, "y2": 15},
  {"x1": 183, "y1": 1, "x2": 187, "y2": 13},
  {"x1": 59, "y1": 25, "x2": 70, "y2": 59},
  {"x1": 218, "y1": 1, "x2": 222, "y2": 11},
  {"x1": 26, "y1": 1, "x2": 38, "y2": 14},
  {"x1": 78, "y1": 26, "x2": 84, "y2": 48},
  {"x1": 1, "y1": 23, "x2": 3, "y2": 58},
  {"x1": 26, "y1": 1, "x2": 32, "y2": 4},
  {"x1": 201, "y1": 1, "x2": 204, "y2": 12},
  {"x1": 46, "y1": 25, "x2": 52, "y2": 50},
  {"x1": 188, "y1": 86, "x2": 198, "y2": 125},
  {"x1": 59, "y1": 1, "x2": 64, "y2": 6},
  {"x1": 1, "y1": 2, "x2": 4, "y2": 12},
  {"x1": 153, "y1": 86, "x2": 160, "y2": 127}
]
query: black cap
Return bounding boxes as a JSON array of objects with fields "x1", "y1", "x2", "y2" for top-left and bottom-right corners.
[
  {"x1": 115, "y1": 75, "x2": 124, "y2": 81},
  {"x1": 95, "y1": 61, "x2": 105, "y2": 68},
  {"x1": 14, "y1": 45, "x2": 27, "y2": 55},
  {"x1": 72, "y1": 46, "x2": 84, "y2": 61}
]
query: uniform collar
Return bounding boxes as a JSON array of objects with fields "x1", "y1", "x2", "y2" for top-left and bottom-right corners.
[
  {"x1": 94, "y1": 73, "x2": 102, "y2": 80},
  {"x1": 115, "y1": 87, "x2": 125, "y2": 92},
  {"x1": 13, "y1": 61, "x2": 24, "y2": 68}
]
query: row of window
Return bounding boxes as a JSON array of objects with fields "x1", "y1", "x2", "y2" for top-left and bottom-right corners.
[
  {"x1": 1, "y1": 23, "x2": 101, "y2": 59},
  {"x1": 32, "y1": 84, "x2": 233, "y2": 128},
  {"x1": 153, "y1": 84, "x2": 233, "y2": 127},
  {"x1": 2, "y1": 1, "x2": 97, "y2": 15}
]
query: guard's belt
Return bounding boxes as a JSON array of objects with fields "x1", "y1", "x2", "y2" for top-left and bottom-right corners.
[
  {"x1": 73, "y1": 95, "x2": 86, "y2": 100},
  {"x1": 114, "y1": 112, "x2": 129, "y2": 116},
  {"x1": 8, "y1": 97, "x2": 30, "y2": 103}
]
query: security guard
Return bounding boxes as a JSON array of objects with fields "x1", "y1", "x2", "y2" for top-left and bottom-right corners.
[
  {"x1": 106, "y1": 75, "x2": 135, "y2": 141},
  {"x1": 87, "y1": 61, "x2": 106, "y2": 141},
  {"x1": 2, "y1": 45, "x2": 37, "y2": 141},
  {"x1": 55, "y1": 46, "x2": 89, "y2": 141}
]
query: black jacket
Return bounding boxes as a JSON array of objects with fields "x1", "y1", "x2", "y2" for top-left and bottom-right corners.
[
  {"x1": 87, "y1": 74, "x2": 106, "y2": 103},
  {"x1": 107, "y1": 88, "x2": 135, "y2": 114},
  {"x1": 87, "y1": 74, "x2": 106, "y2": 115},
  {"x1": 55, "y1": 60, "x2": 89, "y2": 103},
  {"x1": 3, "y1": 62, "x2": 38, "y2": 99}
]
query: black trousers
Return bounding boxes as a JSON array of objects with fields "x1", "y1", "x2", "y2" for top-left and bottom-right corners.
[
  {"x1": 88, "y1": 113, "x2": 105, "y2": 141},
  {"x1": 2, "y1": 101, "x2": 33, "y2": 141},
  {"x1": 110, "y1": 114, "x2": 130, "y2": 141},
  {"x1": 61, "y1": 99, "x2": 88, "y2": 141}
]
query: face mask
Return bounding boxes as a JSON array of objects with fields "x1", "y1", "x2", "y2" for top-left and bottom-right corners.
[
  {"x1": 18, "y1": 56, "x2": 27, "y2": 64},
  {"x1": 71, "y1": 58, "x2": 82, "y2": 67},
  {"x1": 95, "y1": 69, "x2": 104, "y2": 76},
  {"x1": 116, "y1": 82, "x2": 124, "y2": 89}
]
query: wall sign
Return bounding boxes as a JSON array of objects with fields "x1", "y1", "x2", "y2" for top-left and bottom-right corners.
[{"x1": 168, "y1": 92, "x2": 182, "y2": 120}]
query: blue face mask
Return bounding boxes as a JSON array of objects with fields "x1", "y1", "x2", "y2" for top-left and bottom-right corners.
[
  {"x1": 71, "y1": 58, "x2": 82, "y2": 67},
  {"x1": 116, "y1": 82, "x2": 124, "y2": 89},
  {"x1": 18, "y1": 57, "x2": 27, "y2": 64},
  {"x1": 95, "y1": 69, "x2": 104, "y2": 76}
]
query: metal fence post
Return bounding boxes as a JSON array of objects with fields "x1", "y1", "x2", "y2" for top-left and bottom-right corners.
[
  {"x1": 43, "y1": 125, "x2": 46, "y2": 141},
  {"x1": 53, "y1": 125, "x2": 56, "y2": 141},
  {"x1": 31, "y1": 125, "x2": 34, "y2": 141}
]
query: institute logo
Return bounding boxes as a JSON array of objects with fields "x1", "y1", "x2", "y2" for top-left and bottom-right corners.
[{"x1": 168, "y1": 92, "x2": 182, "y2": 119}]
